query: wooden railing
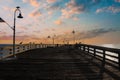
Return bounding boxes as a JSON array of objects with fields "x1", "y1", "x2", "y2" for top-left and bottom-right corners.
[
  {"x1": 75, "y1": 43, "x2": 120, "y2": 70},
  {"x1": 0, "y1": 43, "x2": 63, "y2": 59},
  {"x1": 74, "y1": 43, "x2": 120, "y2": 79},
  {"x1": 0, "y1": 43, "x2": 120, "y2": 70}
]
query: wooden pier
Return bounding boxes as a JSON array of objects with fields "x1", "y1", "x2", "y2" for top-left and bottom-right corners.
[{"x1": 0, "y1": 44, "x2": 120, "y2": 80}]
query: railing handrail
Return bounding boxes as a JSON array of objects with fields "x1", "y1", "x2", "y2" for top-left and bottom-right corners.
[{"x1": 78, "y1": 43, "x2": 120, "y2": 53}]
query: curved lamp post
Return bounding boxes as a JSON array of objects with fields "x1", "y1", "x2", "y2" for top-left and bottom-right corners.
[
  {"x1": 72, "y1": 30, "x2": 75, "y2": 44},
  {"x1": 13, "y1": 6, "x2": 23, "y2": 58},
  {"x1": 47, "y1": 35, "x2": 56, "y2": 45},
  {"x1": 0, "y1": 6, "x2": 23, "y2": 58},
  {"x1": 47, "y1": 36, "x2": 51, "y2": 44}
]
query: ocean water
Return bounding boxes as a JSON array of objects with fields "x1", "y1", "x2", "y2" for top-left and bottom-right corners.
[
  {"x1": 0, "y1": 44, "x2": 13, "y2": 47},
  {"x1": 96, "y1": 44, "x2": 120, "y2": 62},
  {"x1": 100, "y1": 44, "x2": 120, "y2": 49}
]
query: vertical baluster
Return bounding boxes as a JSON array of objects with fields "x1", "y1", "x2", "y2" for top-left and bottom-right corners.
[
  {"x1": 79, "y1": 44, "x2": 81, "y2": 50},
  {"x1": 0, "y1": 48, "x2": 3, "y2": 59},
  {"x1": 94, "y1": 48, "x2": 96, "y2": 58},
  {"x1": 118, "y1": 53, "x2": 120, "y2": 71},
  {"x1": 83, "y1": 46, "x2": 85, "y2": 51},
  {"x1": 92, "y1": 48, "x2": 96, "y2": 61},
  {"x1": 88, "y1": 46, "x2": 89, "y2": 53},
  {"x1": 99, "y1": 50, "x2": 106, "y2": 79},
  {"x1": 102, "y1": 50, "x2": 106, "y2": 68}
]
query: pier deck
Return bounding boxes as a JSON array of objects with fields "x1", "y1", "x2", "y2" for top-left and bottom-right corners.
[{"x1": 0, "y1": 46, "x2": 120, "y2": 80}]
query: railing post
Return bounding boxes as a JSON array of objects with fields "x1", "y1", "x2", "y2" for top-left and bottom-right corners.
[
  {"x1": 0, "y1": 48, "x2": 3, "y2": 59},
  {"x1": 118, "y1": 53, "x2": 120, "y2": 71},
  {"x1": 94, "y1": 48, "x2": 96, "y2": 57},
  {"x1": 79, "y1": 44, "x2": 81, "y2": 50},
  {"x1": 99, "y1": 50, "x2": 106, "y2": 79},
  {"x1": 102, "y1": 50, "x2": 105, "y2": 72},
  {"x1": 92, "y1": 48, "x2": 96, "y2": 61},
  {"x1": 87, "y1": 46, "x2": 89, "y2": 53},
  {"x1": 83, "y1": 46, "x2": 85, "y2": 51},
  {"x1": 102, "y1": 50, "x2": 106, "y2": 68}
]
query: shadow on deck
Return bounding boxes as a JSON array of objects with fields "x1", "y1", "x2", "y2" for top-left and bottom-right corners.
[{"x1": 0, "y1": 47, "x2": 120, "y2": 80}]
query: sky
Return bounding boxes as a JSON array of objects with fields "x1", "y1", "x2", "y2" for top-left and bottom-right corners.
[{"x1": 0, "y1": 0, "x2": 120, "y2": 45}]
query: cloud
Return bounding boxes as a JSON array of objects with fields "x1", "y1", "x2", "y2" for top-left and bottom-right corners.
[
  {"x1": 54, "y1": 19, "x2": 63, "y2": 25},
  {"x1": 92, "y1": 0, "x2": 101, "y2": 4},
  {"x1": 48, "y1": 11, "x2": 53, "y2": 15},
  {"x1": 2, "y1": 6, "x2": 14, "y2": 11},
  {"x1": 47, "y1": 0, "x2": 64, "y2": 10},
  {"x1": 73, "y1": 17, "x2": 79, "y2": 21},
  {"x1": 47, "y1": 0, "x2": 56, "y2": 3},
  {"x1": 18, "y1": 26, "x2": 28, "y2": 31},
  {"x1": 96, "y1": 8, "x2": 104, "y2": 13},
  {"x1": 115, "y1": 0, "x2": 120, "y2": 2},
  {"x1": 77, "y1": 28, "x2": 118, "y2": 40},
  {"x1": 60, "y1": 0, "x2": 102, "y2": 19},
  {"x1": 29, "y1": 9, "x2": 42, "y2": 17},
  {"x1": 51, "y1": 28, "x2": 56, "y2": 31},
  {"x1": 55, "y1": 28, "x2": 118, "y2": 42},
  {"x1": 23, "y1": 0, "x2": 40, "y2": 7},
  {"x1": 96, "y1": 6, "x2": 120, "y2": 13},
  {"x1": 0, "y1": 31, "x2": 6, "y2": 35},
  {"x1": 33, "y1": 30, "x2": 41, "y2": 33},
  {"x1": 61, "y1": 0, "x2": 85, "y2": 19},
  {"x1": 0, "y1": 36, "x2": 12, "y2": 40},
  {"x1": 0, "y1": 34, "x2": 40, "y2": 43}
]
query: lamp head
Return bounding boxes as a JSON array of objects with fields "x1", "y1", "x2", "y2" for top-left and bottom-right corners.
[
  {"x1": 48, "y1": 36, "x2": 50, "y2": 38},
  {"x1": 17, "y1": 13, "x2": 23, "y2": 18},
  {"x1": 72, "y1": 30, "x2": 75, "y2": 34},
  {"x1": 16, "y1": 6, "x2": 20, "y2": 9}
]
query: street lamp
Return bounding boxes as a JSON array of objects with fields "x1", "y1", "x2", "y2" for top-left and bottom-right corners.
[
  {"x1": 47, "y1": 35, "x2": 56, "y2": 45},
  {"x1": 47, "y1": 36, "x2": 51, "y2": 44},
  {"x1": 13, "y1": 6, "x2": 23, "y2": 58},
  {"x1": 0, "y1": 6, "x2": 23, "y2": 58},
  {"x1": 72, "y1": 30, "x2": 75, "y2": 44},
  {"x1": 52, "y1": 35, "x2": 56, "y2": 45}
]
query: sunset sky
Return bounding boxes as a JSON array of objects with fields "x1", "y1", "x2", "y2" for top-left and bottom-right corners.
[{"x1": 0, "y1": 0, "x2": 120, "y2": 44}]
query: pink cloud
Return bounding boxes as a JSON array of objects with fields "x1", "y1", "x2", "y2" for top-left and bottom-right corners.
[
  {"x1": 17, "y1": 25, "x2": 28, "y2": 30},
  {"x1": 61, "y1": 0, "x2": 84, "y2": 19},
  {"x1": 47, "y1": 0, "x2": 56, "y2": 3},
  {"x1": 23, "y1": 0, "x2": 40, "y2": 7},
  {"x1": 33, "y1": 30, "x2": 41, "y2": 33},
  {"x1": 44, "y1": 28, "x2": 50, "y2": 31},
  {"x1": 0, "y1": 31, "x2": 6, "y2": 35},
  {"x1": 54, "y1": 19, "x2": 63, "y2": 25},
  {"x1": 61, "y1": 9, "x2": 71, "y2": 18},
  {"x1": 0, "y1": 36, "x2": 12, "y2": 40},
  {"x1": 48, "y1": 11, "x2": 53, "y2": 15},
  {"x1": 115, "y1": 0, "x2": 120, "y2": 2},
  {"x1": 51, "y1": 28, "x2": 56, "y2": 31},
  {"x1": 73, "y1": 17, "x2": 79, "y2": 21},
  {"x1": 2, "y1": 6, "x2": 14, "y2": 11},
  {"x1": 30, "y1": 0, "x2": 40, "y2": 7},
  {"x1": 29, "y1": 9, "x2": 42, "y2": 17}
]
